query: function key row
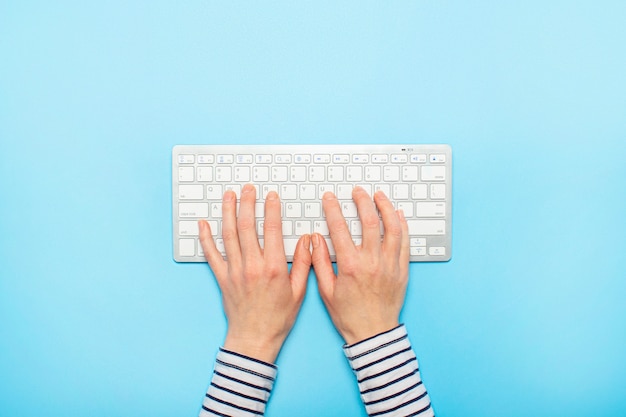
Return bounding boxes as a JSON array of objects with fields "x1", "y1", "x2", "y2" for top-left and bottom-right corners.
[{"x1": 177, "y1": 153, "x2": 446, "y2": 165}]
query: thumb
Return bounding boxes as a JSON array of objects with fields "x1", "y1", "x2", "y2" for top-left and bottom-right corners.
[{"x1": 290, "y1": 234, "x2": 312, "y2": 297}]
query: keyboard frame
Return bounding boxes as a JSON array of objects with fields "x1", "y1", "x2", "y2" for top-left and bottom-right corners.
[{"x1": 172, "y1": 144, "x2": 452, "y2": 263}]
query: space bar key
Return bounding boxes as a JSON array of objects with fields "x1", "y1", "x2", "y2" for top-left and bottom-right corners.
[{"x1": 407, "y1": 220, "x2": 446, "y2": 235}]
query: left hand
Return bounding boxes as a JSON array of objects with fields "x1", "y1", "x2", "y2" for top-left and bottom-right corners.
[{"x1": 198, "y1": 184, "x2": 311, "y2": 363}]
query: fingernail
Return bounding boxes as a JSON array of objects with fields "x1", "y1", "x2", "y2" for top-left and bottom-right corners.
[
  {"x1": 322, "y1": 192, "x2": 335, "y2": 200},
  {"x1": 303, "y1": 234, "x2": 311, "y2": 251},
  {"x1": 312, "y1": 233, "x2": 320, "y2": 248},
  {"x1": 267, "y1": 191, "x2": 278, "y2": 200},
  {"x1": 198, "y1": 220, "x2": 206, "y2": 232},
  {"x1": 223, "y1": 191, "x2": 235, "y2": 201},
  {"x1": 397, "y1": 209, "x2": 406, "y2": 221},
  {"x1": 242, "y1": 184, "x2": 254, "y2": 193}
]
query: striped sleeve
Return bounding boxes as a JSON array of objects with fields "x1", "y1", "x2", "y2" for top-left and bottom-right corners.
[
  {"x1": 343, "y1": 325, "x2": 434, "y2": 417},
  {"x1": 199, "y1": 348, "x2": 277, "y2": 417}
]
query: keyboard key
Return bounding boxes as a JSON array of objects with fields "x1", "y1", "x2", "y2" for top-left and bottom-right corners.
[
  {"x1": 179, "y1": 203, "x2": 208, "y2": 218},
  {"x1": 421, "y1": 165, "x2": 446, "y2": 181},
  {"x1": 407, "y1": 220, "x2": 445, "y2": 235},
  {"x1": 179, "y1": 239, "x2": 196, "y2": 256},
  {"x1": 179, "y1": 185, "x2": 203, "y2": 200},
  {"x1": 179, "y1": 167, "x2": 194, "y2": 182},
  {"x1": 416, "y1": 202, "x2": 446, "y2": 217}
]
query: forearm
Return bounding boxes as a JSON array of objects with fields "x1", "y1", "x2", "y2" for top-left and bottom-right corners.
[
  {"x1": 344, "y1": 325, "x2": 434, "y2": 417},
  {"x1": 200, "y1": 348, "x2": 277, "y2": 417}
]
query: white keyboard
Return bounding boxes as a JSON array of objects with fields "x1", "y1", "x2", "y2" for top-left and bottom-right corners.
[{"x1": 172, "y1": 144, "x2": 452, "y2": 262}]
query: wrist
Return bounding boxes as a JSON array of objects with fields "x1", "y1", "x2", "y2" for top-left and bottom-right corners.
[
  {"x1": 341, "y1": 320, "x2": 401, "y2": 345},
  {"x1": 224, "y1": 331, "x2": 286, "y2": 364}
]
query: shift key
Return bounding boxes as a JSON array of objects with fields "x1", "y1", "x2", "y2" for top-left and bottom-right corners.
[{"x1": 407, "y1": 220, "x2": 446, "y2": 235}]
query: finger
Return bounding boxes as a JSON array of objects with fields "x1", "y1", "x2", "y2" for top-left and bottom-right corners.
[
  {"x1": 290, "y1": 234, "x2": 312, "y2": 298},
  {"x1": 263, "y1": 191, "x2": 287, "y2": 264},
  {"x1": 198, "y1": 220, "x2": 227, "y2": 280},
  {"x1": 322, "y1": 192, "x2": 357, "y2": 262},
  {"x1": 352, "y1": 186, "x2": 382, "y2": 254},
  {"x1": 221, "y1": 190, "x2": 242, "y2": 265},
  {"x1": 397, "y1": 210, "x2": 410, "y2": 279},
  {"x1": 310, "y1": 233, "x2": 336, "y2": 300},
  {"x1": 374, "y1": 190, "x2": 402, "y2": 257},
  {"x1": 237, "y1": 184, "x2": 262, "y2": 261}
]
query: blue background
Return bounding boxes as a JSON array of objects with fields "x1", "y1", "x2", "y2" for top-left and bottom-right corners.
[{"x1": 1, "y1": 1, "x2": 625, "y2": 416}]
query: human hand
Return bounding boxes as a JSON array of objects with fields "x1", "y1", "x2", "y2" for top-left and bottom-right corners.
[
  {"x1": 198, "y1": 184, "x2": 312, "y2": 363},
  {"x1": 311, "y1": 187, "x2": 410, "y2": 345}
]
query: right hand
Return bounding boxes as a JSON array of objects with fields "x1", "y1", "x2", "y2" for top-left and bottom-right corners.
[{"x1": 311, "y1": 187, "x2": 410, "y2": 345}]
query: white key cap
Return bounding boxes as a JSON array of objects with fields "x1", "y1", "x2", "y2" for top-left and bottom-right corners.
[
  {"x1": 397, "y1": 201, "x2": 414, "y2": 217},
  {"x1": 304, "y1": 202, "x2": 321, "y2": 218},
  {"x1": 206, "y1": 185, "x2": 223, "y2": 200},
  {"x1": 318, "y1": 184, "x2": 334, "y2": 198},
  {"x1": 365, "y1": 166, "x2": 381, "y2": 181},
  {"x1": 179, "y1": 203, "x2": 209, "y2": 218},
  {"x1": 275, "y1": 154, "x2": 292, "y2": 163},
  {"x1": 429, "y1": 246, "x2": 446, "y2": 256},
  {"x1": 217, "y1": 154, "x2": 234, "y2": 164},
  {"x1": 197, "y1": 154, "x2": 214, "y2": 164},
  {"x1": 179, "y1": 167, "x2": 194, "y2": 182},
  {"x1": 290, "y1": 166, "x2": 307, "y2": 181},
  {"x1": 372, "y1": 154, "x2": 389, "y2": 163},
  {"x1": 272, "y1": 166, "x2": 288, "y2": 182},
  {"x1": 391, "y1": 154, "x2": 408, "y2": 163},
  {"x1": 280, "y1": 184, "x2": 298, "y2": 200},
  {"x1": 410, "y1": 246, "x2": 427, "y2": 256},
  {"x1": 402, "y1": 166, "x2": 419, "y2": 181},
  {"x1": 210, "y1": 202, "x2": 222, "y2": 218},
  {"x1": 411, "y1": 154, "x2": 427, "y2": 163},
  {"x1": 179, "y1": 220, "x2": 200, "y2": 236},
  {"x1": 224, "y1": 184, "x2": 241, "y2": 198},
  {"x1": 282, "y1": 221, "x2": 293, "y2": 236},
  {"x1": 337, "y1": 184, "x2": 353, "y2": 199},
  {"x1": 178, "y1": 154, "x2": 194, "y2": 164},
  {"x1": 430, "y1": 154, "x2": 446, "y2": 163},
  {"x1": 300, "y1": 184, "x2": 316, "y2": 200},
  {"x1": 255, "y1": 202, "x2": 264, "y2": 218},
  {"x1": 314, "y1": 220, "x2": 329, "y2": 235},
  {"x1": 179, "y1": 185, "x2": 203, "y2": 200},
  {"x1": 333, "y1": 154, "x2": 350, "y2": 163},
  {"x1": 234, "y1": 166, "x2": 250, "y2": 182},
  {"x1": 236, "y1": 154, "x2": 253, "y2": 164},
  {"x1": 407, "y1": 220, "x2": 445, "y2": 235},
  {"x1": 374, "y1": 184, "x2": 390, "y2": 197},
  {"x1": 314, "y1": 154, "x2": 331, "y2": 163},
  {"x1": 341, "y1": 202, "x2": 358, "y2": 218},
  {"x1": 383, "y1": 166, "x2": 400, "y2": 181},
  {"x1": 327, "y1": 166, "x2": 344, "y2": 181},
  {"x1": 350, "y1": 220, "x2": 362, "y2": 236},
  {"x1": 430, "y1": 184, "x2": 446, "y2": 200},
  {"x1": 295, "y1": 220, "x2": 311, "y2": 235},
  {"x1": 262, "y1": 184, "x2": 279, "y2": 198},
  {"x1": 346, "y1": 166, "x2": 363, "y2": 181},
  {"x1": 309, "y1": 166, "x2": 325, "y2": 182},
  {"x1": 392, "y1": 184, "x2": 409, "y2": 200},
  {"x1": 353, "y1": 154, "x2": 369, "y2": 163},
  {"x1": 294, "y1": 154, "x2": 311, "y2": 163},
  {"x1": 215, "y1": 167, "x2": 232, "y2": 182},
  {"x1": 283, "y1": 239, "x2": 301, "y2": 257},
  {"x1": 253, "y1": 166, "x2": 269, "y2": 182},
  {"x1": 416, "y1": 202, "x2": 446, "y2": 217},
  {"x1": 285, "y1": 202, "x2": 302, "y2": 218},
  {"x1": 197, "y1": 167, "x2": 213, "y2": 182},
  {"x1": 256, "y1": 154, "x2": 272, "y2": 164},
  {"x1": 410, "y1": 237, "x2": 426, "y2": 246},
  {"x1": 179, "y1": 239, "x2": 196, "y2": 256},
  {"x1": 421, "y1": 166, "x2": 446, "y2": 181},
  {"x1": 412, "y1": 184, "x2": 428, "y2": 199}
]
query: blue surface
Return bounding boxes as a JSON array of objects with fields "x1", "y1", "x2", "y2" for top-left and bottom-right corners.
[{"x1": 1, "y1": 1, "x2": 625, "y2": 416}]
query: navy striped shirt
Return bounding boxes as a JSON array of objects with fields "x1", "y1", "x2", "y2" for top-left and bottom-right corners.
[{"x1": 200, "y1": 325, "x2": 433, "y2": 416}]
